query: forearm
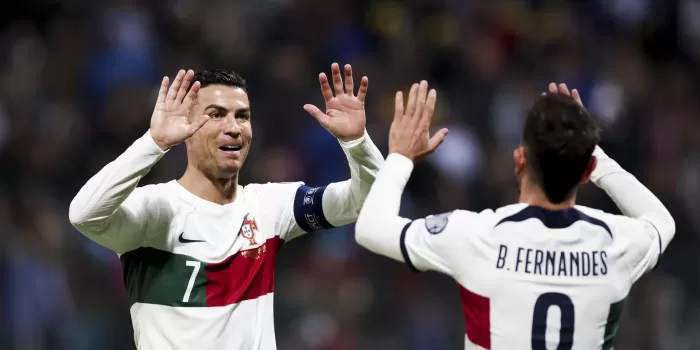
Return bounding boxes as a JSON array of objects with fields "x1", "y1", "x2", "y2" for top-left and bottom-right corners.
[
  {"x1": 355, "y1": 153, "x2": 413, "y2": 262},
  {"x1": 321, "y1": 131, "x2": 385, "y2": 226},
  {"x1": 69, "y1": 131, "x2": 165, "y2": 232},
  {"x1": 591, "y1": 147, "x2": 675, "y2": 246}
]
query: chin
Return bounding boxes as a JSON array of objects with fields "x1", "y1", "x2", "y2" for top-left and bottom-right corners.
[{"x1": 216, "y1": 160, "x2": 243, "y2": 176}]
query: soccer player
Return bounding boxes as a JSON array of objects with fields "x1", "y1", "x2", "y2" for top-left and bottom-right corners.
[
  {"x1": 355, "y1": 81, "x2": 675, "y2": 349},
  {"x1": 68, "y1": 64, "x2": 384, "y2": 349}
]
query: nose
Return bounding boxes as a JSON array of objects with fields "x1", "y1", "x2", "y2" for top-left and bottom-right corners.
[{"x1": 223, "y1": 116, "x2": 242, "y2": 138}]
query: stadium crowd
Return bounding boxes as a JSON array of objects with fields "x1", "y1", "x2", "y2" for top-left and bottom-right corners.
[{"x1": 0, "y1": 0, "x2": 699, "y2": 349}]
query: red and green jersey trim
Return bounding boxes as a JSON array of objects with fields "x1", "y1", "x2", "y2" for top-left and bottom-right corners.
[{"x1": 120, "y1": 237, "x2": 282, "y2": 307}]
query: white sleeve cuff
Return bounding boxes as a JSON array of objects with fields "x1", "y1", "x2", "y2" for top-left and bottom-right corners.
[
  {"x1": 142, "y1": 130, "x2": 170, "y2": 155},
  {"x1": 384, "y1": 153, "x2": 415, "y2": 179},
  {"x1": 338, "y1": 130, "x2": 368, "y2": 149}
]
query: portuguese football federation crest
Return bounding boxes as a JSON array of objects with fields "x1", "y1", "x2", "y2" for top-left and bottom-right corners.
[{"x1": 239, "y1": 213, "x2": 259, "y2": 246}]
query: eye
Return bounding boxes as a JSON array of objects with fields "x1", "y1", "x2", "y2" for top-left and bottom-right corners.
[
  {"x1": 209, "y1": 111, "x2": 221, "y2": 118},
  {"x1": 236, "y1": 112, "x2": 251, "y2": 120}
]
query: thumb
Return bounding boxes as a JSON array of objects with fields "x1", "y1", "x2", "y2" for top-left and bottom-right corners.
[
  {"x1": 303, "y1": 104, "x2": 332, "y2": 126},
  {"x1": 188, "y1": 115, "x2": 210, "y2": 135},
  {"x1": 427, "y1": 128, "x2": 449, "y2": 152}
]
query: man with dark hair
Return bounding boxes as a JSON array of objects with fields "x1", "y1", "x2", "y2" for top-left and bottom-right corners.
[
  {"x1": 355, "y1": 82, "x2": 675, "y2": 349},
  {"x1": 69, "y1": 64, "x2": 384, "y2": 349},
  {"x1": 521, "y1": 93, "x2": 601, "y2": 204}
]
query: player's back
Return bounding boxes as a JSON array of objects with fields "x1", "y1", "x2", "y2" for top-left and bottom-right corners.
[{"x1": 401, "y1": 203, "x2": 661, "y2": 350}]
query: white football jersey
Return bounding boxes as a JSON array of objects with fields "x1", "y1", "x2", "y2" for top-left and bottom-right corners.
[
  {"x1": 119, "y1": 180, "x2": 320, "y2": 350},
  {"x1": 400, "y1": 203, "x2": 670, "y2": 350},
  {"x1": 69, "y1": 131, "x2": 384, "y2": 350}
]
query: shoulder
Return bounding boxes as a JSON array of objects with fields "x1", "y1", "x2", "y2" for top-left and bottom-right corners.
[
  {"x1": 574, "y1": 205, "x2": 654, "y2": 240},
  {"x1": 131, "y1": 182, "x2": 173, "y2": 203},
  {"x1": 126, "y1": 182, "x2": 183, "y2": 218},
  {"x1": 414, "y1": 207, "x2": 503, "y2": 237},
  {"x1": 243, "y1": 181, "x2": 305, "y2": 195},
  {"x1": 243, "y1": 181, "x2": 305, "y2": 205},
  {"x1": 574, "y1": 205, "x2": 628, "y2": 231},
  {"x1": 482, "y1": 203, "x2": 530, "y2": 226}
]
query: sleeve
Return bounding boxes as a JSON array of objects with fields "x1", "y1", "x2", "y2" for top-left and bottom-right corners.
[
  {"x1": 398, "y1": 211, "x2": 477, "y2": 274},
  {"x1": 612, "y1": 215, "x2": 667, "y2": 282},
  {"x1": 68, "y1": 131, "x2": 167, "y2": 254},
  {"x1": 591, "y1": 146, "x2": 675, "y2": 277},
  {"x1": 268, "y1": 131, "x2": 385, "y2": 241},
  {"x1": 355, "y1": 153, "x2": 474, "y2": 275}
]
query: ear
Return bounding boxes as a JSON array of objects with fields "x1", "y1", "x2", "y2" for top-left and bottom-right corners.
[
  {"x1": 579, "y1": 155, "x2": 597, "y2": 184},
  {"x1": 514, "y1": 146, "x2": 526, "y2": 177}
]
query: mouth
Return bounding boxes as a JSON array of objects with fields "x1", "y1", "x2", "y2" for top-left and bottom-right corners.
[
  {"x1": 218, "y1": 144, "x2": 243, "y2": 158},
  {"x1": 219, "y1": 145, "x2": 242, "y2": 152}
]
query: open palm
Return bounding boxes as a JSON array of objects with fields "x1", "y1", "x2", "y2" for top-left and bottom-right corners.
[
  {"x1": 303, "y1": 63, "x2": 368, "y2": 142},
  {"x1": 150, "y1": 70, "x2": 210, "y2": 150}
]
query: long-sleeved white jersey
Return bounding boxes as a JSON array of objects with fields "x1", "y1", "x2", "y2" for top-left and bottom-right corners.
[
  {"x1": 69, "y1": 130, "x2": 384, "y2": 350},
  {"x1": 355, "y1": 148, "x2": 675, "y2": 350}
]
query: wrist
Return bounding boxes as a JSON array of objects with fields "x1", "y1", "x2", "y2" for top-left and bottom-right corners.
[
  {"x1": 337, "y1": 130, "x2": 367, "y2": 144},
  {"x1": 148, "y1": 130, "x2": 172, "y2": 151},
  {"x1": 385, "y1": 153, "x2": 416, "y2": 177},
  {"x1": 387, "y1": 151, "x2": 415, "y2": 163}
]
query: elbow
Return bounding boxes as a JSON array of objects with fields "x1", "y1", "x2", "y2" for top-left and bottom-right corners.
[
  {"x1": 664, "y1": 213, "x2": 676, "y2": 242},
  {"x1": 68, "y1": 196, "x2": 98, "y2": 232},
  {"x1": 68, "y1": 197, "x2": 86, "y2": 228}
]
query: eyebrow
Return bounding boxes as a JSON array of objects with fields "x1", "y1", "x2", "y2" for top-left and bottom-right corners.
[{"x1": 203, "y1": 105, "x2": 251, "y2": 114}]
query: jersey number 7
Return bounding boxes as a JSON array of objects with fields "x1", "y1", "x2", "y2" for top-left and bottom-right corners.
[{"x1": 531, "y1": 292, "x2": 574, "y2": 350}]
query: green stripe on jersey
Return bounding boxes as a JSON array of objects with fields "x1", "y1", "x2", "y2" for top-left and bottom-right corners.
[
  {"x1": 602, "y1": 298, "x2": 626, "y2": 350},
  {"x1": 121, "y1": 248, "x2": 207, "y2": 307}
]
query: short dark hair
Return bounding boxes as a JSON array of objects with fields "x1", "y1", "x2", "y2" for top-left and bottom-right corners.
[
  {"x1": 190, "y1": 69, "x2": 247, "y2": 92},
  {"x1": 522, "y1": 93, "x2": 600, "y2": 203}
]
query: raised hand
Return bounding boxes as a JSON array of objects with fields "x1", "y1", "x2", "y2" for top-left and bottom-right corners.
[
  {"x1": 388, "y1": 81, "x2": 448, "y2": 162},
  {"x1": 303, "y1": 63, "x2": 368, "y2": 142},
  {"x1": 543, "y1": 82, "x2": 584, "y2": 107},
  {"x1": 150, "y1": 69, "x2": 210, "y2": 150}
]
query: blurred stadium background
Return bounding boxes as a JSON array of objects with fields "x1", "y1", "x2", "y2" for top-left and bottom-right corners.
[{"x1": 1, "y1": 0, "x2": 699, "y2": 349}]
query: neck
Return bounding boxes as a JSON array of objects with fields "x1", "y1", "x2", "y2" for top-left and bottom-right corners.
[
  {"x1": 519, "y1": 182, "x2": 576, "y2": 211},
  {"x1": 178, "y1": 164, "x2": 239, "y2": 205}
]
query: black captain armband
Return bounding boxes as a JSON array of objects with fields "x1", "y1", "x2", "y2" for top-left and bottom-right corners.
[{"x1": 293, "y1": 185, "x2": 334, "y2": 232}]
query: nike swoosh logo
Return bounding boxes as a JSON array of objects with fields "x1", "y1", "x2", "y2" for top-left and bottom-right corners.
[{"x1": 178, "y1": 232, "x2": 205, "y2": 244}]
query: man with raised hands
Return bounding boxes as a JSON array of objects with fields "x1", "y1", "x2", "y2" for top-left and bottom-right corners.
[
  {"x1": 69, "y1": 64, "x2": 384, "y2": 350},
  {"x1": 355, "y1": 82, "x2": 674, "y2": 349}
]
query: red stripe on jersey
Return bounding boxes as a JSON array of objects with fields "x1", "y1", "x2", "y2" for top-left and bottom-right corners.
[
  {"x1": 205, "y1": 237, "x2": 283, "y2": 306},
  {"x1": 459, "y1": 286, "x2": 491, "y2": 349}
]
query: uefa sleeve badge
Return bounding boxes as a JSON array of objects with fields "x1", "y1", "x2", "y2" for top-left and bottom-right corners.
[{"x1": 424, "y1": 211, "x2": 452, "y2": 234}]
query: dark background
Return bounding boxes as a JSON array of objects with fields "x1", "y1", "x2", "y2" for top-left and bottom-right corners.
[{"x1": 1, "y1": 0, "x2": 698, "y2": 349}]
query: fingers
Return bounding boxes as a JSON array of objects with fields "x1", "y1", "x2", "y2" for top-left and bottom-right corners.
[
  {"x1": 303, "y1": 104, "x2": 331, "y2": 126},
  {"x1": 414, "y1": 81, "x2": 429, "y2": 120},
  {"x1": 318, "y1": 73, "x2": 334, "y2": 102},
  {"x1": 405, "y1": 83, "x2": 419, "y2": 117},
  {"x1": 176, "y1": 70, "x2": 195, "y2": 102},
  {"x1": 544, "y1": 82, "x2": 584, "y2": 106},
  {"x1": 558, "y1": 83, "x2": 571, "y2": 96},
  {"x1": 427, "y1": 128, "x2": 449, "y2": 152},
  {"x1": 419, "y1": 89, "x2": 437, "y2": 130},
  {"x1": 331, "y1": 63, "x2": 345, "y2": 96},
  {"x1": 571, "y1": 89, "x2": 583, "y2": 106},
  {"x1": 157, "y1": 76, "x2": 170, "y2": 104},
  {"x1": 188, "y1": 114, "x2": 211, "y2": 135},
  {"x1": 167, "y1": 70, "x2": 186, "y2": 102},
  {"x1": 357, "y1": 76, "x2": 369, "y2": 103},
  {"x1": 344, "y1": 64, "x2": 354, "y2": 95},
  {"x1": 394, "y1": 91, "x2": 404, "y2": 122},
  {"x1": 182, "y1": 81, "x2": 201, "y2": 109}
]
